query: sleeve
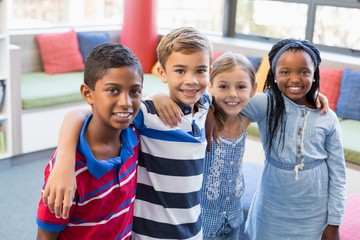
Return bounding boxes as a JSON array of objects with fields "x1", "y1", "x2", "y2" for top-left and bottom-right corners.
[
  {"x1": 133, "y1": 103, "x2": 146, "y2": 130},
  {"x1": 325, "y1": 117, "x2": 347, "y2": 225},
  {"x1": 241, "y1": 93, "x2": 268, "y2": 123},
  {"x1": 36, "y1": 157, "x2": 76, "y2": 232}
]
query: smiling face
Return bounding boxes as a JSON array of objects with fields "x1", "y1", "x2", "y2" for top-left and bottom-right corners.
[
  {"x1": 82, "y1": 66, "x2": 142, "y2": 132},
  {"x1": 274, "y1": 50, "x2": 315, "y2": 106},
  {"x1": 158, "y1": 50, "x2": 210, "y2": 108},
  {"x1": 210, "y1": 65, "x2": 255, "y2": 118}
]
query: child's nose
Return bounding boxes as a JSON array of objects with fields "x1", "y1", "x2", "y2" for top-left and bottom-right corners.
[
  {"x1": 185, "y1": 74, "x2": 199, "y2": 84},
  {"x1": 228, "y1": 87, "x2": 237, "y2": 97},
  {"x1": 117, "y1": 93, "x2": 132, "y2": 106}
]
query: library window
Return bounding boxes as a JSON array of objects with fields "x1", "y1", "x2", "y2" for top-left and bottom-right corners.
[
  {"x1": 9, "y1": 0, "x2": 360, "y2": 56},
  {"x1": 10, "y1": 0, "x2": 124, "y2": 29}
]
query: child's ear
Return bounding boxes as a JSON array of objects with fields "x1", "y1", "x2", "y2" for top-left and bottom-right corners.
[
  {"x1": 157, "y1": 65, "x2": 167, "y2": 84},
  {"x1": 80, "y1": 83, "x2": 94, "y2": 105},
  {"x1": 250, "y1": 82, "x2": 258, "y2": 97}
]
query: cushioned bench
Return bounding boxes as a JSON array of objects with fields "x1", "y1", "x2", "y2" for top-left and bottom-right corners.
[{"x1": 21, "y1": 72, "x2": 168, "y2": 110}]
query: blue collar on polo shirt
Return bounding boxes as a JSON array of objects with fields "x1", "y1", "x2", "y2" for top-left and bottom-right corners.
[{"x1": 77, "y1": 114, "x2": 137, "y2": 179}]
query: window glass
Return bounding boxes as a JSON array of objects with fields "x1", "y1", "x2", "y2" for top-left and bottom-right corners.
[
  {"x1": 157, "y1": 0, "x2": 224, "y2": 35},
  {"x1": 314, "y1": 5, "x2": 360, "y2": 51},
  {"x1": 235, "y1": 0, "x2": 308, "y2": 39},
  {"x1": 10, "y1": 0, "x2": 123, "y2": 29}
]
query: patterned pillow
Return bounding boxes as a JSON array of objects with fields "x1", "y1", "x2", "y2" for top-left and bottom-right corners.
[
  {"x1": 336, "y1": 69, "x2": 360, "y2": 120},
  {"x1": 319, "y1": 69, "x2": 343, "y2": 111},
  {"x1": 77, "y1": 32, "x2": 110, "y2": 63},
  {"x1": 36, "y1": 30, "x2": 84, "y2": 74}
]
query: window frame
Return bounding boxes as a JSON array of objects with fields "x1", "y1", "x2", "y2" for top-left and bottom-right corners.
[{"x1": 224, "y1": 0, "x2": 360, "y2": 57}]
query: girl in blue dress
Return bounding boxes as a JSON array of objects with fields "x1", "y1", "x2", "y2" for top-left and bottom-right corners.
[
  {"x1": 201, "y1": 52, "x2": 257, "y2": 240},
  {"x1": 243, "y1": 39, "x2": 346, "y2": 240}
]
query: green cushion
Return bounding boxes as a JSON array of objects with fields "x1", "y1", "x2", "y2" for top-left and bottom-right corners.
[
  {"x1": 247, "y1": 122, "x2": 260, "y2": 138},
  {"x1": 21, "y1": 72, "x2": 168, "y2": 110},
  {"x1": 339, "y1": 119, "x2": 360, "y2": 165},
  {"x1": 21, "y1": 72, "x2": 84, "y2": 109},
  {"x1": 142, "y1": 74, "x2": 169, "y2": 96}
]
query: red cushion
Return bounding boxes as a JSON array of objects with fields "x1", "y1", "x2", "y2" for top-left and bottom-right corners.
[
  {"x1": 340, "y1": 194, "x2": 360, "y2": 239},
  {"x1": 319, "y1": 69, "x2": 343, "y2": 111},
  {"x1": 36, "y1": 30, "x2": 84, "y2": 74}
]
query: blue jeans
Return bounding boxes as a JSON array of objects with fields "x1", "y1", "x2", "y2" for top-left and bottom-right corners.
[{"x1": 203, "y1": 226, "x2": 240, "y2": 240}]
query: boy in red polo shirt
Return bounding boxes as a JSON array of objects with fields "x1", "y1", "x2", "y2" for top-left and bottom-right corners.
[{"x1": 36, "y1": 42, "x2": 143, "y2": 240}]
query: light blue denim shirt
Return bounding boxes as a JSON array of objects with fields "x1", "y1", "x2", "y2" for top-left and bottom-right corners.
[{"x1": 243, "y1": 93, "x2": 346, "y2": 239}]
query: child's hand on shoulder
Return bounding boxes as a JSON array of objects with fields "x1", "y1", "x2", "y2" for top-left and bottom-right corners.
[
  {"x1": 316, "y1": 92, "x2": 329, "y2": 114},
  {"x1": 150, "y1": 93, "x2": 183, "y2": 127}
]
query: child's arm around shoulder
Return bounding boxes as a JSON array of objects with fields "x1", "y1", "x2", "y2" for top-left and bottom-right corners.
[
  {"x1": 150, "y1": 93, "x2": 183, "y2": 127},
  {"x1": 42, "y1": 109, "x2": 90, "y2": 219}
]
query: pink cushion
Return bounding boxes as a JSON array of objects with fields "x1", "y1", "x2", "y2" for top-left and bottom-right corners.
[
  {"x1": 340, "y1": 194, "x2": 360, "y2": 239},
  {"x1": 36, "y1": 30, "x2": 84, "y2": 74},
  {"x1": 319, "y1": 68, "x2": 343, "y2": 111}
]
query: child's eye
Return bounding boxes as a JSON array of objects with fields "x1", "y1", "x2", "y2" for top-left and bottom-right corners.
[
  {"x1": 197, "y1": 69, "x2": 207, "y2": 74},
  {"x1": 175, "y1": 69, "x2": 185, "y2": 74},
  {"x1": 280, "y1": 70, "x2": 289, "y2": 75},
  {"x1": 301, "y1": 70, "x2": 311, "y2": 76},
  {"x1": 107, "y1": 88, "x2": 119, "y2": 94},
  {"x1": 218, "y1": 85, "x2": 227, "y2": 89},
  {"x1": 130, "y1": 89, "x2": 142, "y2": 96}
]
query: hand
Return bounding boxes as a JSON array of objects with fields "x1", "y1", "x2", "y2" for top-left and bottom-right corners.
[
  {"x1": 321, "y1": 224, "x2": 339, "y2": 240},
  {"x1": 151, "y1": 93, "x2": 183, "y2": 127},
  {"x1": 42, "y1": 165, "x2": 76, "y2": 219},
  {"x1": 316, "y1": 92, "x2": 329, "y2": 114},
  {"x1": 205, "y1": 107, "x2": 219, "y2": 152}
]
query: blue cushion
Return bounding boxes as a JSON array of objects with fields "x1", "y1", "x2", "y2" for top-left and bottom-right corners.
[
  {"x1": 336, "y1": 69, "x2": 360, "y2": 120},
  {"x1": 246, "y1": 56, "x2": 262, "y2": 72},
  {"x1": 77, "y1": 32, "x2": 110, "y2": 62}
]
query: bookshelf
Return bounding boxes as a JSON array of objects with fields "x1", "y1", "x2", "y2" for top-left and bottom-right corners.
[{"x1": 0, "y1": 0, "x2": 13, "y2": 159}]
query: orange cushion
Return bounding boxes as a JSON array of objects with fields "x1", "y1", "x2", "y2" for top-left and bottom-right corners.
[
  {"x1": 151, "y1": 61, "x2": 160, "y2": 76},
  {"x1": 319, "y1": 69, "x2": 343, "y2": 111},
  {"x1": 36, "y1": 30, "x2": 84, "y2": 74},
  {"x1": 255, "y1": 56, "x2": 270, "y2": 92}
]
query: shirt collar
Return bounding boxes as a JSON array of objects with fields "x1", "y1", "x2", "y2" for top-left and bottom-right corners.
[
  {"x1": 177, "y1": 95, "x2": 209, "y2": 116},
  {"x1": 77, "y1": 114, "x2": 137, "y2": 179}
]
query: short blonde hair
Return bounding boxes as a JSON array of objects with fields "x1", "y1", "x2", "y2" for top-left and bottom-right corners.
[{"x1": 157, "y1": 27, "x2": 213, "y2": 70}]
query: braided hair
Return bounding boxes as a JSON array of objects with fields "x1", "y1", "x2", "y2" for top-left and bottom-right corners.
[{"x1": 263, "y1": 39, "x2": 321, "y2": 154}]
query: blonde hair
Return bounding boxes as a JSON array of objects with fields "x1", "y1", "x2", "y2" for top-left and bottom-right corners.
[
  {"x1": 157, "y1": 27, "x2": 213, "y2": 70},
  {"x1": 210, "y1": 52, "x2": 256, "y2": 131}
]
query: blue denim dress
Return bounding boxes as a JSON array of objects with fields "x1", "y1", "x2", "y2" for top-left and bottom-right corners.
[{"x1": 243, "y1": 94, "x2": 346, "y2": 240}]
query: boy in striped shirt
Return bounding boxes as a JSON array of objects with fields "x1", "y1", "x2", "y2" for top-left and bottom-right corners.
[{"x1": 36, "y1": 43, "x2": 143, "y2": 240}]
